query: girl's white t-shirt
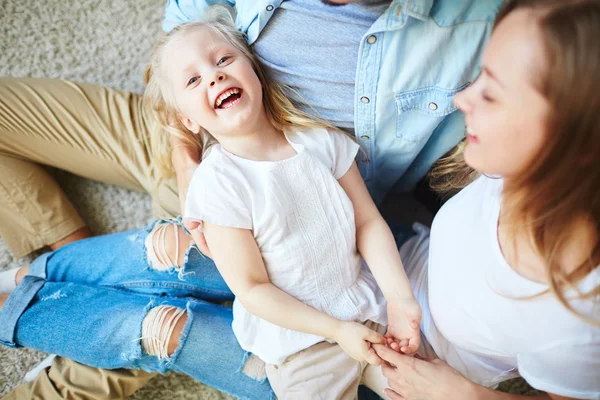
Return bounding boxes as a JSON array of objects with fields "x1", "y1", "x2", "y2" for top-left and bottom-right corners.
[
  {"x1": 185, "y1": 127, "x2": 387, "y2": 365},
  {"x1": 401, "y1": 176, "x2": 600, "y2": 399}
]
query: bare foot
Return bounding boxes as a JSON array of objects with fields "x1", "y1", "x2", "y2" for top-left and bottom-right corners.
[{"x1": 50, "y1": 227, "x2": 92, "y2": 250}]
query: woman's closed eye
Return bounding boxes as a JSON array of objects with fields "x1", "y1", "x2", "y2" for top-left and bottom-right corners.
[{"x1": 482, "y1": 91, "x2": 495, "y2": 103}]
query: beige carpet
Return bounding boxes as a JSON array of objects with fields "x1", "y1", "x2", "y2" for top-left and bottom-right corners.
[{"x1": 0, "y1": 0, "x2": 540, "y2": 398}]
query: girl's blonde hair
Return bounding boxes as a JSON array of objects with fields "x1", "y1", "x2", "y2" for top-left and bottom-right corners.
[
  {"x1": 144, "y1": 5, "x2": 339, "y2": 179},
  {"x1": 430, "y1": 0, "x2": 600, "y2": 324}
]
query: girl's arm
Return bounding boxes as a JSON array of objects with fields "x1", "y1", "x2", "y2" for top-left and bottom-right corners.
[
  {"x1": 202, "y1": 221, "x2": 386, "y2": 364},
  {"x1": 338, "y1": 163, "x2": 414, "y2": 300},
  {"x1": 338, "y1": 163, "x2": 422, "y2": 353}
]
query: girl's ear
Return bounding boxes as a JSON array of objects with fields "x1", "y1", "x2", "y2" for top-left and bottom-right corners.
[{"x1": 179, "y1": 114, "x2": 201, "y2": 134}]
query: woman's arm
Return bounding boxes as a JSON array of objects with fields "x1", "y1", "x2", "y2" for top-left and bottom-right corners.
[
  {"x1": 202, "y1": 221, "x2": 385, "y2": 364},
  {"x1": 375, "y1": 345, "x2": 578, "y2": 400},
  {"x1": 338, "y1": 163, "x2": 422, "y2": 353}
]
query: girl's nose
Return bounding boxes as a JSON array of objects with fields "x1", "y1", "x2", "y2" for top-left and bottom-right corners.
[{"x1": 210, "y1": 73, "x2": 226, "y2": 87}]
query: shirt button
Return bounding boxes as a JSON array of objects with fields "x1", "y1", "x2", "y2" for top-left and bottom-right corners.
[
  {"x1": 367, "y1": 35, "x2": 377, "y2": 44},
  {"x1": 428, "y1": 102, "x2": 438, "y2": 111},
  {"x1": 360, "y1": 96, "x2": 370, "y2": 104},
  {"x1": 266, "y1": 5, "x2": 274, "y2": 11},
  {"x1": 361, "y1": 135, "x2": 370, "y2": 140}
]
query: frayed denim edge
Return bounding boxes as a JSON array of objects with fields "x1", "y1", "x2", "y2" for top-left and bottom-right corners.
[
  {"x1": 160, "y1": 299, "x2": 195, "y2": 371},
  {"x1": 142, "y1": 218, "x2": 198, "y2": 281}
]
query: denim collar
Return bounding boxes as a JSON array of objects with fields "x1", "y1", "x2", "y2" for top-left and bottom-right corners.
[{"x1": 394, "y1": 0, "x2": 434, "y2": 21}]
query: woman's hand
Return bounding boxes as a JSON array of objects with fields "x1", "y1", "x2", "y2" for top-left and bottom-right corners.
[
  {"x1": 333, "y1": 321, "x2": 387, "y2": 366},
  {"x1": 385, "y1": 297, "x2": 422, "y2": 354},
  {"x1": 373, "y1": 344, "x2": 475, "y2": 400}
]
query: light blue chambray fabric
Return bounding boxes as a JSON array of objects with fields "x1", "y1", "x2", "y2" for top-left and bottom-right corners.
[{"x1": 162, "y1": 0, "x2": 503, "y2": 203}]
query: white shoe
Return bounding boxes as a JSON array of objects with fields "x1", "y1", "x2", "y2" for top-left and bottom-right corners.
[{"x1": 24, "y1": 354, "x2": 56, "y2": 382}]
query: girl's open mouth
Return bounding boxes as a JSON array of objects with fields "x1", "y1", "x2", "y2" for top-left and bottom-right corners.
[{"x1": 215, "y1": 88, "x2": 243, "y2": 109}]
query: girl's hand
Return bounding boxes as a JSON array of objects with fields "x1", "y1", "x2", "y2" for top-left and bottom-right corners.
[
  {"x1": 333, "y1": 321, "x2": 386, "y2": 366},
  {"x1": 373, "y1": 344, "x2": 475, "y2": 400},
  {"x1": 385, "y1": 298, "x2": 422, "y2": 354}
]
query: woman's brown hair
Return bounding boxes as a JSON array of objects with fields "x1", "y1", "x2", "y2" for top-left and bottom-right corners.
[{"x1": 430, "y1": 0, "x2": 600, "y2": 323}]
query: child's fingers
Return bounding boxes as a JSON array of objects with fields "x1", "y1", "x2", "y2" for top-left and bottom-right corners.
[
  {"x1": 401, "y1": 337, "x2": 419, "y2": 354},
  {"x1": 364, "y1": 328, "x2": 386, "y2": 345},
  {"x1": 364, "y1": 345, "x2": 383, "y2": 366}
]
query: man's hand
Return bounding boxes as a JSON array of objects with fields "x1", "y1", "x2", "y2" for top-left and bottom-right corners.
[
  {"x1": 385, "y1": 297, "x2": 422, "y2": 354},
  {"x1": 333, "y1": 321, "x2": 386, "y2": 366}
]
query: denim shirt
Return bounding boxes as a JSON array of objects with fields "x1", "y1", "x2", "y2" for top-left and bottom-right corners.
[{"x1": 163, "y1": 0, "x2": 503, "y2": 204}]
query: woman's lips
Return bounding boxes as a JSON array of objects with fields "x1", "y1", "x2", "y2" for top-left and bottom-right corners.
[
  {"x1": 466, "y1": 134, "x2": 479, "y2": 144},
  {"x1": 466, "y1": 126, "x2": 479, "y2": 143}
]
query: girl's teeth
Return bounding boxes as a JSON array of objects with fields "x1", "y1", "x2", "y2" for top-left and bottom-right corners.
[{"x1": 216, "y1": 88, "x2": 240, "y2": 108}]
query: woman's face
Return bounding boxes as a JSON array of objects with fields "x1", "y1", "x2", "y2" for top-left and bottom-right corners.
[{"x1": 453, "y1": 10, "x2": 551, "y2": 179}]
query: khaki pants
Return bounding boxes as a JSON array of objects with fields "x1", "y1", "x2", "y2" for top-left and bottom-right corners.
[
  {"x1": 0, "y1": 77, "x2": 179, "y2": 398},
  {"x1": 265, "y1": 322, "x2": 389, "y2": 400},
  {"x1": 0, "y1": 77, "x2": 179, "y2": 258},
  {"x1": 2, "y1": 357, "x2": 154, "y2": 400}
]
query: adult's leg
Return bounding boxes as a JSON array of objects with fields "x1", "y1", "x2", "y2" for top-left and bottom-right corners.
[
  {"x1": 26, "y1": 220, "x2": 233, "y2": 302},
  {"x1": 1, "y1": 222, "x2": 235, "y2": 399},
  {"x1": 0, "y1": 278, "x2": 273, "y2": 399},
  {"x1": 0, "y1": 77, "x2": 179, "y2": 258},
  {"x1": 2, "y1": 357, "x2": 154, "y2": 400}
]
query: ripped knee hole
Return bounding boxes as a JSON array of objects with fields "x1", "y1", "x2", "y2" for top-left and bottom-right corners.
[
  {"x1": 141, "y1": 305, "x2": 187, "y2": 359},
  {"x1": 145, "y1": 222, "x2": 194, "y2": 271}
]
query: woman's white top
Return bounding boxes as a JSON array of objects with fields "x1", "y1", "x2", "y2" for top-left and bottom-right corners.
[
  {"x1": 401, "y1": 176, "x2": 600, "y2": 399},
  {"x1": 185, "y1": 127, "x2": 387, "y2": 365}
]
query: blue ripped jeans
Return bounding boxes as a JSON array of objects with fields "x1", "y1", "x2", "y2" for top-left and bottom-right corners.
[
  {"x1": 0, "y1": 219, "x2": 274, "y2": 400},
  {"x1": 0, "y1": 219, "x2": 413, "y2": 400}
]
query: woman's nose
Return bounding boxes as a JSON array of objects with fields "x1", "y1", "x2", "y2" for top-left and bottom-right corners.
[
  {"x1": 210, "y1": 73, "x2": 226, "y2": 87},
  {"x1": 453, "y1": 85, "x2": 473, "y2": 113}
]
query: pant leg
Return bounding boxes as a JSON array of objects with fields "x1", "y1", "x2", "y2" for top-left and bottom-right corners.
[
  {"x1": 0, "y1": 278, "x2": 273, "y2": 399},
  {"x1": 29, "y1": 224, "x2": 233, "y2": 302},
  {"x1": 2, "y1": 357, "x2": 154, "y2": 400},
  {"x1": 0, "y1": 155, "x2": 86, "y2": 258},
  {"x1": 0, "y1": 77, "x2": 180, "y2": 257},
  {"x1": 265, "y1": 340, "x2": 363, "y2": 400}
]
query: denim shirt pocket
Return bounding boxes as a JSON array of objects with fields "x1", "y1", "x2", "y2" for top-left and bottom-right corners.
[{"x1": 395, "y1": 84, "x2": 468, "y2": 143}]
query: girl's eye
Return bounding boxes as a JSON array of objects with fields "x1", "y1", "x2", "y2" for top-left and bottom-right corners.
[
  {"x1": 217, "y1": 56, "x2": 230, "y2": 66},
  {"x1": 187, "y1": 76, "x2": 200, "y2": 86}
]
